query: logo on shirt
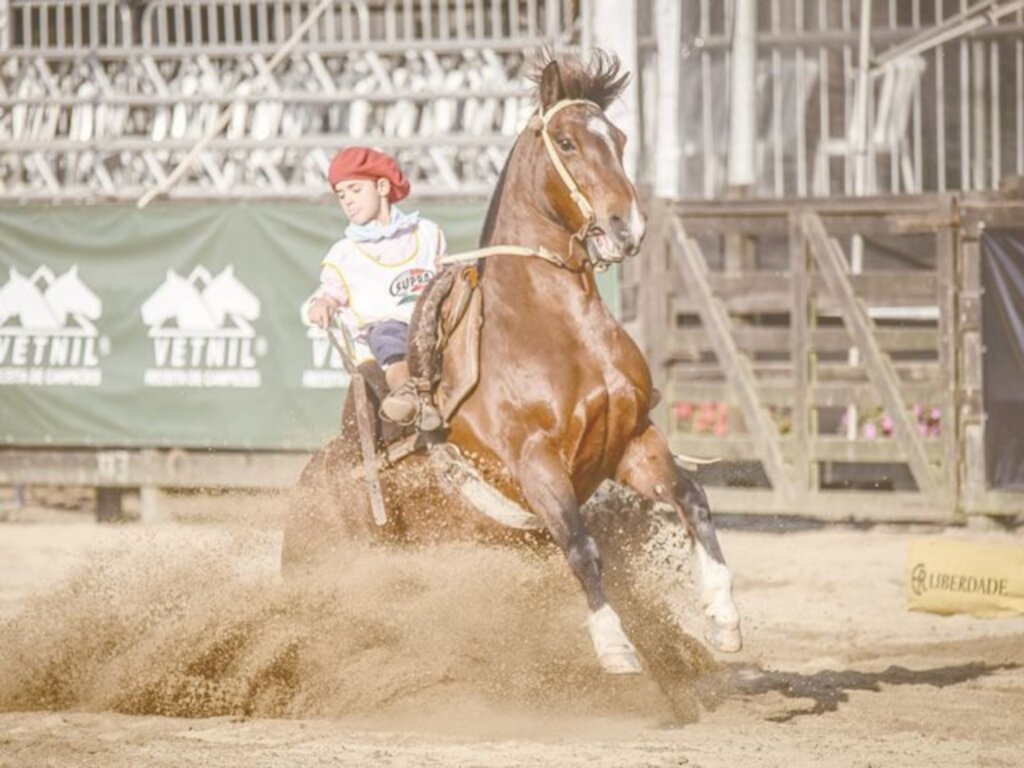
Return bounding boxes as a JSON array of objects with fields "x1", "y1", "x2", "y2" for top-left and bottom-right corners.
[
  {"x1": 0, "y1": 265, "x2": 109, "y2": 387},
  {"x1": 140, "y1": 265, "x2": 267, "y2": 388},
  {"x1": 389, "y1": 268, "x2": 435, "y2": 304}
]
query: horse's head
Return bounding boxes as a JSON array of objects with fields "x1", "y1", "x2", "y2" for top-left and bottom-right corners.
[
  {"x1": 45, "y1": 265, "x2": 102, "y2": 323},
  {"x1": 141, "y1": 269, "x2": 187, "y2": 326},
  {"x1": 527, "y1": 51, "x2": 646, "y2": 266},
  {"x1": 203, "y1": 265, "x2": 260, "y2": 324}
]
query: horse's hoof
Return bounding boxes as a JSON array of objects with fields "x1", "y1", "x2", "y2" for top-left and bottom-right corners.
[
  {"x1": 599, "y1": 650, "x2": 642, "y2": 675},
  {"x1": 704, "y1": 619, "x2": 743, "y2": 653}
]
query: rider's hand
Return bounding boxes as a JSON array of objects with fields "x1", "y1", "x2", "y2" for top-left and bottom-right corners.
[{"x1": 307, "y1": 296, "x2": 340, "y2": 329}]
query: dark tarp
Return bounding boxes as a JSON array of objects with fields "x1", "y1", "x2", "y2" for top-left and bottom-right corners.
[{"x1": 980, "y1": 230, "x2": 1024, "y2": 490}]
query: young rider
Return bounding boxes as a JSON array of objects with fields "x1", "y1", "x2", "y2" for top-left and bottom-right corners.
[{"x1": 305, "y1": 146, "x2": 444, "y2": 430}]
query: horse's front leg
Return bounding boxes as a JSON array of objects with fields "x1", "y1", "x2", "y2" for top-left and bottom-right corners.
[
  {"x1": 516, "y1": 441, "x2": 641, "y2": 674},
  {"x1": 616, "y1": 424, "x2": 743, "y2": 653}
]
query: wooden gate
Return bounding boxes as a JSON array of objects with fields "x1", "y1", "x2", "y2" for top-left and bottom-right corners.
[{"x1": 626, "y1": 194, "x2": 1022, "y2": 523}]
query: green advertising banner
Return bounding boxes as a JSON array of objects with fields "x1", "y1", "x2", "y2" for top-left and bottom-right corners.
[{"x1": 1, "y1": 201, "x2": 619, "y2": 451}]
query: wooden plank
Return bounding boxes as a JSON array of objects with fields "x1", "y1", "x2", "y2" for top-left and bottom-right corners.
[
  {"x1": 936, "y1": 222, "x2": 959, "y2": 504},
  {"x1": 687, "y1": 272, "x2": 940, "y2": 303},
  {"x1": 678, "y1": 211, "x2": 954, "y2": 237},
  {"x1": 670, "y1": 193, "x2": 950, "y2": 220},
  {"x1": 801, "y1": 212, "x2": 943, "y2": 506},
  {"x1": 704, "y1": 487, "x2": 948, "y2": 522},
  {"x1": 964, "y1": 491, "x2": 1024, "y2": 518},
  {"x1": 670, "y1": 219, "x2": 793, "y2": 498},
  {"x1": 669, "y1": 434, "x2": 946, "y2": 464},
  {"x1": 667, "y1": 379, "x2": 945, "y2": 410},
  {"x1": 961, "y1": 333, "x2": 985, "y2": 400},
  {"x1": 671, "y1": 326, "x2": 940, "y2": 355},
  {"x1": 671, "y1": 359, "x2": 942, "y2": 383},
  {"x1": 962, "y1": 423, "x2": 988, "y2": 512},
  {"x1": 959, "y1": 199, "x2": 1024, "y2": 237},
  {"x1": 812, "y1": 437, "x2": 945, "y2": 463},
  {"x1": 0, "y1": 448, "x2": 310, "y2": 488}
]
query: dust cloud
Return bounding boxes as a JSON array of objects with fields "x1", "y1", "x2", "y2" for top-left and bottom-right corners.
[{"x1": 0, "y1": 523, "x2": 680, "y2": 725}]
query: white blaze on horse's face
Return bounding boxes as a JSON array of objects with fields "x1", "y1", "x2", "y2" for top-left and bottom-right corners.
[
  {"x1": 585, "y1": 114, "x2": 617, "y2": 156},
  {"x1": 574, "y1": 110, "x2": 646, "y2": 260}
]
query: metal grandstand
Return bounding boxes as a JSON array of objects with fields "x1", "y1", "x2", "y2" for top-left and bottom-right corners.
[{"x1": 0, "y1": 0, "x2": 577, "y2": 202}]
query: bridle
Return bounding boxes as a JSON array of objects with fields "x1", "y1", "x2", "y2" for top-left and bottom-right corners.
[
  {"x1": 527, "y1": 98, "x2": 599, "y2": 250},
  {"x1": 439, "y1": 98, "x2": 619, "y2": 272}
]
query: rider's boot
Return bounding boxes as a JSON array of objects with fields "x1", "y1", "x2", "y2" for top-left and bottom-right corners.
[{"x1": 380, "y1": 360, "x2": 443, "y2": 431}]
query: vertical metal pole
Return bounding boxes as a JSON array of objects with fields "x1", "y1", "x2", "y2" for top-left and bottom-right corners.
[
  {"x1": 654, "y1": 0, "x2": 682, "y2": 198},
  {"x1": 852, "y1": 0, "x2": 872, "y2": 196},
  {"x1": 848, "y1": 0, "x2": 872, "y2": 439},
  {"x1": 972, "y1": 40, "x2": 987, "y2": 188},
  {"x1": 591, "y1": 0, "x2": 639, "y2": 179},
  {"x1": 727, "y1": 0, "x2": 756, "y2": 192}
]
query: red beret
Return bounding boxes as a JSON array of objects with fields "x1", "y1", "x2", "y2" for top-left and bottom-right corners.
[{"x1": 327, "y1": 147, "x2": 410, "y2": 203}]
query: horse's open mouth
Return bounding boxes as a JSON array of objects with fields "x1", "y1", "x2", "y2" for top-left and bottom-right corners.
[{"x1": 586, "y1": 229, "x2": 626, "y2": 266}]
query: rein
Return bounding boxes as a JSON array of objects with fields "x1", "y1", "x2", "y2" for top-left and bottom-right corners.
[{"x1": 438, "y1": 98, "x2": 610, "y2": 272}]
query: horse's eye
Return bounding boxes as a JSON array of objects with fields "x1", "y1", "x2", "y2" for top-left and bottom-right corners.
[{"x1": 557, "y1": 138, "x2": 574, "y2": 152}]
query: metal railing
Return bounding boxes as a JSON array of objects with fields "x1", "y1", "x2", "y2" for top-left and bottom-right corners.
[{"x1": 641, "y1": 0, "x2": 1024, "y2": 198}]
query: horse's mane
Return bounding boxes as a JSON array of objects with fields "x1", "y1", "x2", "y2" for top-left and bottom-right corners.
[
  {"x1": 479, "y1": 135, "x2": 517, "y2": 247},
  {"x1": 479, "y1": 50, "x2": 630, "y2": 248},
  {"x1": 527, "y1": 48, "x2": 630, "y2": 111}
]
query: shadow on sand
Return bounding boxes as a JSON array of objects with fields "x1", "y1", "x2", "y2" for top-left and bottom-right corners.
[{"x1": 711, "y1": 661, "x2": 1019, "y2": 722}]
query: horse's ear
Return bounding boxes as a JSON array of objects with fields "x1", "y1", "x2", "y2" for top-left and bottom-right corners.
[
  {"x1": 68, "y1": 265, "x2": 78, "y2": 277},
  {"x1": 539, "y1": 60, "x2": 564, "y2": 113}
]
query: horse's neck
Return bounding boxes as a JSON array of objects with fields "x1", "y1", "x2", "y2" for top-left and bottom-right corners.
[{"x1": 487, "y1": 201, "x2": 601, "y2": 309}]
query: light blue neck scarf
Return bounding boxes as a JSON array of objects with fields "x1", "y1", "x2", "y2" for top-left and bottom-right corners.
[{"x1": 345, "y1": 206, "x2": 420, "y2": 243}]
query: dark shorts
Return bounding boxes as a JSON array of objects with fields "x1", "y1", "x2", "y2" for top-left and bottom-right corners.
[{"x1": 364, "y1": 320, "x2": 409, "y2": 366}]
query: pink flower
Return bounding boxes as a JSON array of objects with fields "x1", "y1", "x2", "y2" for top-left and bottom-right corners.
[
  {"x1": 675, "y1": 402, "x2": 693, "y2": 419},
  {"x1": 881, "y1": 414, "x2": 894, "y2": 435},
  {"x1": 863, "y1": 423, "x2": 878, "y2": 440}
]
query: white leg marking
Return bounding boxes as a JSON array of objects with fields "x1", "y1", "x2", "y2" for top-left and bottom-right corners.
[
  {"x1": 587, "y1": 604, "x2": 642, "y2": 674},
  {"x1": 696, "y1": 541, "x2": 740, "y2": 628}
]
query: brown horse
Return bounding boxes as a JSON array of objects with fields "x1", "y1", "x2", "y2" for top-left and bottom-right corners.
[{"x1": 283, "y1": 51, "x2": 742, "y2": 675}]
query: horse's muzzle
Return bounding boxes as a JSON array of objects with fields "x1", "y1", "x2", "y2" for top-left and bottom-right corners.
[{"x1": 608, "y1": 210, "x2": 646, "y2": 258}]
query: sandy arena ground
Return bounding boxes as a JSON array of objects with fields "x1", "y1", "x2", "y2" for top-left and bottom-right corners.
[{"x1": 0, "y1": 491, "x2": 1022, "y2": 768}]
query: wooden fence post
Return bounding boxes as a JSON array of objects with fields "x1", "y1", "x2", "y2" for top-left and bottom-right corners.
[{"x1": 789, "y1": 212, "x2": 814, "y2": 501}]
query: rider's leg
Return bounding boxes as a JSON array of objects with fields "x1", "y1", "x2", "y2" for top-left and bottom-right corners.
[{"x1": 368, "y1": 321, "x2": 442, "y2": 430}]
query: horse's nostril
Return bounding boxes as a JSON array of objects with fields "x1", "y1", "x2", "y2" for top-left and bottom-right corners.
[{"x1": 606, "y1": 217, "x2": 630, "y2": 243}]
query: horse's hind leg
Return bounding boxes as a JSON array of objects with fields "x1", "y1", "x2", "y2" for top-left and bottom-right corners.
[
  {"x1": 616, "y1": 424, "x2": 742, "y2": 653},
  {"x1": 515, "y1": 443, "x2": 641, "y2": 674}
]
